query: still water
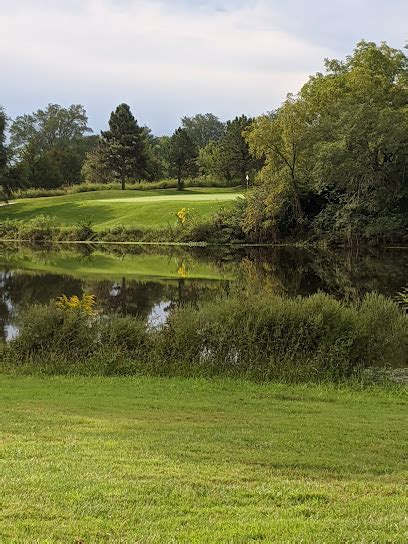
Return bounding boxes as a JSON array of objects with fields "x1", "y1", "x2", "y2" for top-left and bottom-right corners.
[{"x1": 0, "y1": 243, "x2": 406, "y2": 341}]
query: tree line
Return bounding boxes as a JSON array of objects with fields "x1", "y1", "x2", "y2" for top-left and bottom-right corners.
[
  {"x1": 0, "y1": 104, "x2": 256, "y2": 193},
  {"x1": 1, "y1": 40, "x2": 407, "y2": 243}
]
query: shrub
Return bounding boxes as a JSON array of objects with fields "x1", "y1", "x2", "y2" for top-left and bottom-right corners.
[
  {"x1": 100, "y1": 315, "x2": 152, "y2": 356},
  {"x1": 18, "y1": 215, "x2": 59, "y2": 243},
  {"x1": 4, "y1": 291, "x2": 407, "y2": 381},
  {"x1": 9, "y1": 303, "x2": 99, "y2": 361}
]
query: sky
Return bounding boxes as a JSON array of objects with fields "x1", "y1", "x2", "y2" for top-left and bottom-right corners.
[{"x1": 1, "y1": 0, "x2": 407, "y2": 135}]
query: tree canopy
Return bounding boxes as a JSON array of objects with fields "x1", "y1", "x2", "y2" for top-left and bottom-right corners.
[
  {"x1": 100, "y1": 104, "x2": 148, "y2": 190},
  {"x1": 8, "y1": 104, "x2": 95, "y2": 188},
  {"x1": 181, "y1": 113, "x2": 225, "y2": 149},
  {"x1": 243, "y1": 41, "x2": 408, "y2": 243},
  {"x1": 169, "y1": 128, "x2": 197, "y2": 190}
]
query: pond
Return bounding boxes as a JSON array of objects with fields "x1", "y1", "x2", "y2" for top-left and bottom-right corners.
[{"x1": 0, "y1": 243, "x2": 407, "y2": 342}]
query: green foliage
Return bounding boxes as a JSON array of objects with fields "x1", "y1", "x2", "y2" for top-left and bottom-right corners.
[
  {"x1": 243, "y1": 41, "x2": 408, "y2": 244},
  {"x1": 396, "y1": 287, "x2": 408, "y2": 313},
  {"x1": 5, "y1": 291, "x2": 407, "y2": 381},
  {"x1": 0, "y1": 107, "x2": 6, "y2": 173},
  {"x1": 80, "y1": 142, "x2": 112, "y2": 184},
  {"x1": 8, "y1": 104, "x2": 94, "y2": 188},
  {"x1": 100, "y1": 103, "x2": 148, "y2": 190},
  {"x1": 17, "y1": 215, "x2": 58, "y2": 243},
  {"x1": 221, "y1": 115, "x2": 258, "y2": 182},
  {"x1": 142, "y1": 132, "x2": 171, "y2": 181},
  {"x1": 169, "y1": 128, "x2": 198, "y2": 190},
  {"x1": 181, "y1": 113, "x2": 225, "y2": 149}
]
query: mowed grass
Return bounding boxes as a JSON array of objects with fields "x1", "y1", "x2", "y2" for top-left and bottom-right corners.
[
  {"x1": 0, "y1": 187, "x2": 242, "y2": 230},
  {"x1": 0, "y1": 376, "x2": 406, "y2": 542}
]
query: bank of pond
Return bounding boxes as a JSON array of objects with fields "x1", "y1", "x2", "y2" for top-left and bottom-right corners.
[{"x1": 0, "y1": 243, "x2": 406, "y2": 381}]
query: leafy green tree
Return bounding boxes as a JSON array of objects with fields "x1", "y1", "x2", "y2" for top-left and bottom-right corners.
[
  {"x1": 9, "y1": 104, "x2": 93, "y2": 188},
  {"x1": 141, "y1": 129, "x2": 171, "y2": 181},
  {"x1": 10, "y1": 104, "x2": 91, "y2": 160},
  {"x1": 169, "y1": 128, "x2": 197, "y2": 190},
  {"x1": 100, "y1": 104, "x2": 148, "y2": 190},
  {"x1": 245, "y1": 98, "x2": 310, "y2": 230},
  {"x1": 181, "y1": 113, "x2": 225, "y2": 149},
  {"x1": 302, "y1": 41, "x2": 408, "y2": 241},
  {"x1": 81, "y1": 143, "x2": 112, "y2": 184},
  {"x1": 197, "y1": 140, "x2": 231, "y2": 180},
  {"x1": 243, "y1": 41, "x2": 408, "y2": 243}
]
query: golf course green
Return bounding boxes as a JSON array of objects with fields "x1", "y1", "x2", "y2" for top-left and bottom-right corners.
[{"x1": 0, "y1": 187, "x2": 242, "y2": 230}]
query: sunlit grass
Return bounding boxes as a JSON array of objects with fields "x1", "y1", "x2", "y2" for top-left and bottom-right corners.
[
  {"x1": 0, "y1": 375, "x2": 406, "y2": 542},
  {"x1": 0, "y1": 187, "x2": 242, "y2": 230}
]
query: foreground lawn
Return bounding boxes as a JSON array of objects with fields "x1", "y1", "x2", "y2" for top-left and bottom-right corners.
[
  {"x1": 0, "y1": 187, "x2": 242, "y2": 230},
  {"x1": 0, "y1": 377, "x2": 406, "y2": 542}
]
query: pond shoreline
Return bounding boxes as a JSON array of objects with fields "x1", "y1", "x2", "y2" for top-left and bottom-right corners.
[{"x1": 0, "y1": 237, "x2": 407, "y2": 250}]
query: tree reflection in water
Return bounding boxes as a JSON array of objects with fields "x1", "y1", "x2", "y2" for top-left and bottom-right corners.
[{"x1": 0, "y1": 243, "x2": 406, "y2": 339}]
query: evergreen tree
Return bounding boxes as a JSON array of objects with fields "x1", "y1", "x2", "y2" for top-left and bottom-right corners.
[
  {"x1": 100, "y1": 104, "x2": 148, "y2": 190},
  {"x1": 221, "y1": 115, "x2": 255, "y2": 183},
  {"x1": 169, "y1": 128, "x2": 197, "y2": 190},
  {"x1": 0, "y1": 108, "x2": 9, "y2": 201},
  {"x1": 0, "y1": 108, "x2": 7, "y2": 173}
]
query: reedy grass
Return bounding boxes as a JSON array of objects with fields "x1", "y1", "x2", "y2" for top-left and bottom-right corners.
[{"x1": 4, "y1": 290, "x2": 407, "y2": 381}]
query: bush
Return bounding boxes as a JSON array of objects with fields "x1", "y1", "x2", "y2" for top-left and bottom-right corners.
[
  {"x1": 100, "y1": 315, "x2": 152, "y2": 356},
  {"x1": 9, "y1": 303, "x2": 99, "y2": 361},
  {"x1": 18, "y1": 215, "x2": 59, "y2": 243},
  {"x1": 4, "y1": 291, "x2": 407, "y2": 381}
]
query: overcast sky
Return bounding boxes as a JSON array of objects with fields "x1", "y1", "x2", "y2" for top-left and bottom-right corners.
[{"x1": 1, "y1": 0, "x2": 407, "y2": 134}]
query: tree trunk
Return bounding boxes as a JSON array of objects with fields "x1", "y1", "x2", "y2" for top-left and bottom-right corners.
[
  {"x1": 291, "y1": 174, "x2": 303, "y2": 224},
  {"x1": 121, "y1": 173, "x2": 126, "y2": 191},
  {"x1": 177, "y1": 166, "x2": 183, "y2": 191}
]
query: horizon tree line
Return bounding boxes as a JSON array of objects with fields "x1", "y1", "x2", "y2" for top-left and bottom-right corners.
[{"x1": 1, "y1": 40, "x2": 407, "y2": 243}]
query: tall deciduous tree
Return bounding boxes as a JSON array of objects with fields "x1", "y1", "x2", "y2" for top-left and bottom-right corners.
[
  {"x1": 10, "y1": 104, "x2": 91, "y2": 160},
  {"x1": 245, "y1": 98, "x2": 310, "y2": 226},
  {"x1": 169, "y1": 128, "x2": 197, "y2": 190},
  {"x1": 8, "y1": 104, "x2": 93, "y2": 188},
  {"x1": 181, "y1": 113, "x2": 225, "y2": 149},
  {"x1": 100, "y1": 104, "x2": 148, "y2": 190},
  {"x1": 242, "y1": 41, "x2": 408, "y2": 243}
]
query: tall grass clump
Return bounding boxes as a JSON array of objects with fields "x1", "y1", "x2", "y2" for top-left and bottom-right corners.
[{"x1": 4, "y1": 291, "x2": 407, "y2": 381}]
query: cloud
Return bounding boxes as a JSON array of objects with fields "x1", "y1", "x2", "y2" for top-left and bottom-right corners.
[{"x1": 0, "y1": 0, "x2": 406, "y2": 133}]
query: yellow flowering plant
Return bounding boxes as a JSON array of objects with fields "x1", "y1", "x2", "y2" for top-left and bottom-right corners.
[
  {"x1": 56, "y1": 294, "x2": 98, "y2": 316},
  {"x1": 176, "y1": 207, "x2": 189, "y2": 226}
]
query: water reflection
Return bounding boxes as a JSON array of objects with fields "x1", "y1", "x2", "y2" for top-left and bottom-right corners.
[{"x1": 0, "y1": 243, "x2": 406, "y2": 341}]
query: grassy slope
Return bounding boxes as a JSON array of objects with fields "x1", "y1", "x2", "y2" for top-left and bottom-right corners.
[
  {"x1": 0, "y1": 187, "x2": 242, "y2": 230},
  {"x1": 0, "y1": 376, "x2": 406, "y2": 542}
]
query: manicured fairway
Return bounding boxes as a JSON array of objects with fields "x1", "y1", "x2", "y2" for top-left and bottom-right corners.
[
  {"x1": 0, "y1": 187, "x2": 242, "y2": 230},
  {"x1": 0, "y1": 376, "x2": 406, "y2": 542}
]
